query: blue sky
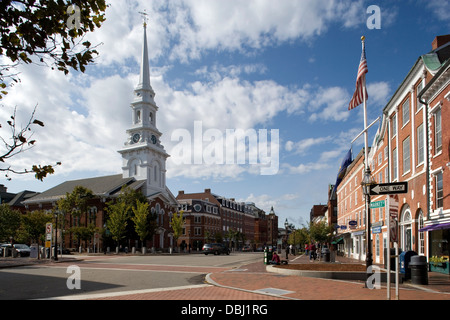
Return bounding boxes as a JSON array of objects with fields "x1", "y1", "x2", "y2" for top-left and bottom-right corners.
[{"x1": 1, "y1": 0, "x2": 449, "y2": 228}]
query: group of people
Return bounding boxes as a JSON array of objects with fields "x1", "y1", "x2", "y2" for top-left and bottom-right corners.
[{"x1": 305, "y1": 242, "x2": 326, "y2": 262}]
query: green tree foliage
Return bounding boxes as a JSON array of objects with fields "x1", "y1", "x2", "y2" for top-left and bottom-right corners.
[
  {"x1": 0, "y1": 204, "x2": 21, "y2": 242},
  {"x1": 0, "y1": 0, "x2": 106, "y2": 180},
  {"x1": 170, "y1": 210, "x2": 183, "y2": 250},
  {"x1": 309, "y1": 221, "x2": 334, "y2": 244},
  {"x1": 106, "y1": 200, "x2": 128, "y2": 246},
  {"x1": 19, "y1": 209, "x2": 52, "y2": 245},
  {"x1": 131, "y1": 200, "x2": 150, "y2": 247}
]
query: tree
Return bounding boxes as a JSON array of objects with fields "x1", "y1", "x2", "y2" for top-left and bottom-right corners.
[
  {"x1": 309, "y1": 221, "x2": 334, "y2": 244},
  {"x1": 19, "y1": 209, "x2": 52, "y2": 258},
  {"x1": 170, "y1": 210, "x2": 184, "y2": 252},
  {"x1": 106, "y1": 201, "x2": 129, "y2": 250},
  {"x1": 57, "y1": 186, "x2": 94, "y2": 250},
  {"x1": 0, "y1": 0, "x2": 107, "y2": 180},
  {"x1": 131, "y1": 200, "x2": 150, "y2": 250},
  {"x1": 0, "y1": 0, "x2": 107, "y2": 90},
  {"x1": 0, "y1": 204, "x2": 21, "y2": 242}
]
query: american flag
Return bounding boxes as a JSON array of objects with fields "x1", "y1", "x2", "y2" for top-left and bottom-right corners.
[{"x1": 349, "y1": 41, "x2": 368, "y2": 110}]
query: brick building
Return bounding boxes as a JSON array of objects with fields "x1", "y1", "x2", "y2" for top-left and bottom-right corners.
[
  {"x1": 334, "y1": 35, "x2": 450, "y2": 265},
  {"x1": 176, "y1": 189, "x2": 278, "y2": 250},
  {"x1": 418, "y1": 36, "x2": 450, "y2": 261}
]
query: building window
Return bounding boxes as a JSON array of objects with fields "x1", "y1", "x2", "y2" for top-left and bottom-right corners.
[
  {"x1": 435, "y1": 108, "x2": 442, "y2": 154},
  {"x1": 416, "y1": 81, "x2": 424, "y2": 112},
  {"x1": 436, "y1": 171, "x2": 443, "y2": 209},
  {"x1": 418, "y1": 210, "x2": 424, "y2": 256},
  {"x1": 402, "y1": 98, "x2": 410, "y2": 127},
  {"x1": 391, "y1": 114, "x2": 397, "y2": 138},
  {"x1": 417, "y1": 124, "x2": 424, "y2": 165},
  {"x1": 393, "y1": 148, "x2": 398, "y2": 180},
  {"x1": 403, "y1": 136, "x2": 410, "y2": 174}
]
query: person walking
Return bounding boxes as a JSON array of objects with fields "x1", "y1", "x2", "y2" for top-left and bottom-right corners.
[
  {"x1": 285, "y1": 244, "x2": 290, "y2": 259},
  {"x1": 309, "y1": 242, "x2": 316, "y2": 262}
]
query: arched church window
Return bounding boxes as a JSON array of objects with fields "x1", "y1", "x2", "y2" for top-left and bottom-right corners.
[{"x1": 150, "y1": 112, "x2": 154, "y2": 124}]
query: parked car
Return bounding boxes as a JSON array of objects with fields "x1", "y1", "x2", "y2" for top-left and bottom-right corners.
[
  {"x1": 202, "y1": 243, "x2": 230, "y2": 255},
  {"x1": 242, "y1": 245, "x2": 252, "y2": 252},
  {"x1": 13, "y1": 244, "x2": 31, "y2": 257}
]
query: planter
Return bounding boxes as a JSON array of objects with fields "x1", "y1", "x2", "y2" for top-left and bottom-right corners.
[{"x1": 429, "y1": 261, "x2": 450, "y2": 274}]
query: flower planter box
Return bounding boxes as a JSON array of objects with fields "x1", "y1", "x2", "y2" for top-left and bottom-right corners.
[{"x1": 429, "y1": 262, "x2": 450, "y2": 275}]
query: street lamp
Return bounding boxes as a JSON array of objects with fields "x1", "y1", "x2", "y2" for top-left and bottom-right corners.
[
  {"x1": 361, "y1": 168, "x2": 375, "y2": 275},
  {"x1": 53, "y1": 211, "x2": 59, "y2": 261}
]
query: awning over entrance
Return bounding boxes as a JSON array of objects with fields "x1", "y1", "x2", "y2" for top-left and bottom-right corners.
[
  {"x1": 419, "y1": 222, "x2": 450, "y2": 232},
  {"x1": 332, "y1": 238, "x2": 344, "y2": 244}
]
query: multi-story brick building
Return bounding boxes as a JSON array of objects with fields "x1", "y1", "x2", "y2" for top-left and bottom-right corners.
[
  {"x1": 335, "y1": 35, "x2": 450, "y2": 266},
  {"x1": 418, "y1": 35, "x2": 450, "y2": 262},
  {"x1": 176, "y1": 188, "x2": 278, "y2": 250}
]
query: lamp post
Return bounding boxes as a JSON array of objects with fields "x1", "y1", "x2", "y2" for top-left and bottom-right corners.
[
  {"x1": 284, "y1": 219, "x2": 289, "y2": 249},
  {"x1": 362, "y1": 168, "x2": 375, "y2": 282},
  {"x1": 53, "y1": 211, "x2": 59, "y2": 261}
]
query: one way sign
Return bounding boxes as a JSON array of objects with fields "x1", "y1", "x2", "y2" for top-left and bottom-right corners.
[{"x1": 369, "y1": 182, "x2": 408, "y2": 196}]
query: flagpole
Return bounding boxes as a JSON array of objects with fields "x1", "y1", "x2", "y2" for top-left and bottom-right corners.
[{"x1": 361, "y1": 36, "x2": 373, "y2": 286}]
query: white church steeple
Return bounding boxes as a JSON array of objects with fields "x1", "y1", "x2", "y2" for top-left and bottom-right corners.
[{"x1": 118, "y1": 18, "x2": 170, "y2": 197}]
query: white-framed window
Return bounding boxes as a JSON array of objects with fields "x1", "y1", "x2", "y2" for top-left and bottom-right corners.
[
  {"x1": 403, "y1": 136, "x2": 411, "y2": 174},
  {"x1": 416, "y1": 81, "x2": 424, "y2": 112},
  {"x1": 435, "y1": 108, "x2": 442, "y2": 154},
  {"x1": 392, "y1": 148, "x2": 398, "y2": 181},
  {"x1": 418, "y1": 210, "x2": 424, "y2": 255},
  {"x1": 402, "y1": 98, "x2": 410, "y2": 127},
  {"x1": 391, "y1": 114, "x2": 397, "y2": 139},
  {"x1": 417, "y1": 124, "x2": 424, "y2": 165},
  {"x1": 436, "y1": 171, "x2": 443, "y2": 209}
]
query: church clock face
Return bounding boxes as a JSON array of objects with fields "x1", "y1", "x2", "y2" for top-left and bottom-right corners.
[{"x1": 132, "y1": 133, "x2": 141, "y2": 143}]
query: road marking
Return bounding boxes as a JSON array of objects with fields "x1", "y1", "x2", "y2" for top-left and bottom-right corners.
[{"x1": 39, "y1": 284, "x2": 212, "y2": 300}]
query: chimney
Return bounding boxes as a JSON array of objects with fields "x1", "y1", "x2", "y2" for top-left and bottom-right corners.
[
  {"x1": 0, "y1": 185, "x2": 7, "y2": 193},
  {"x1": 178, "y1": 190, "x2": 184, "y2": 196},
  {"x1": 432, "y1": 35, "x2": 450, "y2": 50},
  {"x1": 205, "y1": 188, "x2": 211, "y2": 193}
]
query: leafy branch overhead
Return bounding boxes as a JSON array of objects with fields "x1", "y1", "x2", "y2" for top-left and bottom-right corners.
[
  {"x1": 0, "y1": 105, "x2": 61, "y2": 181},
  {"x1": 0, "y1": 0, "x2": 107, "y2": 97},
  {"x1": 0, "y1": 1, "x2": 107, "y2": 180}
]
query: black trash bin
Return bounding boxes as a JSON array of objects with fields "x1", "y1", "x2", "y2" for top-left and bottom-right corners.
[
  {"x1": 409, "y1": 256, "x2": 428, "y2": 285},
  {"x1": 322, "y1": 248, "x2": 330, "y2": 262}
]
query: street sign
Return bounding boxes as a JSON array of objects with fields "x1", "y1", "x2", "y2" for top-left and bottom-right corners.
[
  {"x1": 370, "y1": 200, "x2": 385, "y2": 209},
  {"x1": 46, "y1": 223, "x2": 52, "y2": 241},
  {"x1": 369, "y1": 182, "x2": 408, "y2": 196}
]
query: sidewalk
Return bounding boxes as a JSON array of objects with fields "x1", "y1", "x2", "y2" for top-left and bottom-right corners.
[{"x1": 206, "y1": 252, "x2": 450, "y2": 300}]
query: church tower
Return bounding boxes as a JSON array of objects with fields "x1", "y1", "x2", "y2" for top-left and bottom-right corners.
[{"x1": 118, "y1": 21, "x2": 170, "y2": 197}]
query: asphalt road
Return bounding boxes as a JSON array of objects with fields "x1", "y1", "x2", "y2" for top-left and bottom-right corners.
[{"x1": 0, "y1": 252, "x2": 263, "y2": 300}]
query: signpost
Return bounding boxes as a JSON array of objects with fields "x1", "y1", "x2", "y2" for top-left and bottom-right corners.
[
  {"x1": 45, "y1": 223, "x2": 52, "y2": 259},
  {"x1": 370, "y1": 200, "x2": 385, "y2": 209},
  {"x1": 369, "y1": 182, "x2": 408, "y2": 196}
]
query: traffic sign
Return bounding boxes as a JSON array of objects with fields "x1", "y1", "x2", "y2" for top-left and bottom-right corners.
[
  {"x1": 370, "y1": 200, "x2": 385, "y2": 209},
  {"x1": 46, "y1": 223, "x2": 52, "y2": 241},
  {"x1": 369, "y1": 182, "x2": 408, "y2": 196}
]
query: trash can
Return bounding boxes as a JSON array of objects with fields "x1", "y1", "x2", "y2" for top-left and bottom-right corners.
[
  {"x1": 322, "y1": 247, "x2": 330, "y2": 262},
  {"x1": 409, "y1": 256, "x2": 428, "y2": 285},
  {"x1": 399, "y1": 251, "x2": 417, "y2": 280},
  {"x1": 267, "y1": 246, "x2": 273, "y2": 262}
]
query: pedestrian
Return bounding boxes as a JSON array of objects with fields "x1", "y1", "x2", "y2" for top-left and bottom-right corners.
[
  {"x1": 271, "y1": 252, "x2": 281, "y2": 265},
  {"x1": 309, "y1": 243, "x2": 316, "y2": 261},
  {"x1": 290, "y1": 244, "x2": 294, "y2": 256},
  {"x1": 305, "y1": 243, "x2": 309, "y2": 256},
  {"x1": 285, "y1": 245, "x2": 290, "y2": 259}
]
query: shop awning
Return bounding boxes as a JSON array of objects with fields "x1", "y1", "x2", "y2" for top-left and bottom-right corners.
[
  {"x1": 419, "y1": 222, "x2": 450, "y2": 232},
  {"x1": 332, "y1": 238, "x2": 344, "y2": 244}
]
